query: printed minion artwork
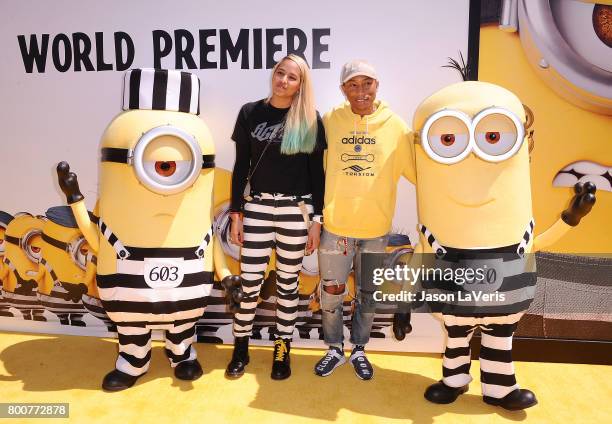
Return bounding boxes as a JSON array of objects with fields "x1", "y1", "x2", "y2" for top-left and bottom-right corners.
[
  {"x1": 0, "y1": 211, "x2": 16, "y2": 317},
  {"x1": 56, "y1": 68, "x2": 240, "y2": 391},
  {"x1": 478, "y1": 0, "x2": 612, "y2": 341},
  {"x1": 411, "y1": 81, "x2": 595, "y2": 410},
  {"x1": 37, "y1": 206, "x2": 96, "y2": 328},
  {"x1": 0, "y1": 213, "x2": 47, "y2": 321}
]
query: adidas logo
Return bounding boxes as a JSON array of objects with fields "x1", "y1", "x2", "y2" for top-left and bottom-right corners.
[{"x1": 341, "y1": 135, "x2": 376, "y2": 144}]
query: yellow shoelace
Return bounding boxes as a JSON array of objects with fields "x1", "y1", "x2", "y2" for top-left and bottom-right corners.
[{"x1": 274, "y1": 339, "x2": 287, "y2": 361}]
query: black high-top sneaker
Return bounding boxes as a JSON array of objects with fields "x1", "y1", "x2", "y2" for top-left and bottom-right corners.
[
  {"x1": 225, "y1": 336, "x2": 249, "y2": 378},
  {"x1": 271, "y1": 338, "x2": 291, "y2": 380}
]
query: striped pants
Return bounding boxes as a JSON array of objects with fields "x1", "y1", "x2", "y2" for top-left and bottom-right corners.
[
  {"x1": 116, "y1": 321, "x2": 197, "y2": 377},
  {"x1": 441, "y1": 313, "x2": 522, "y2": 399},
  {"x1": 233, "y1": 193, "x2": 311, "y2": 340}
]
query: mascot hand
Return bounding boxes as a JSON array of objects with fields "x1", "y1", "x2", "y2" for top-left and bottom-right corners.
[
  {"x1": 562, "y1": 182, "x2": 596, "y2": 226},
  {"x1": 392, "y1": 311, "x2": 412, "y2": 341},
  {"x1": 57, "y1": 162, "x2": 84, "y2": 204},
  {"x1": 221, "y1": 275, "x2": 244, "y2": 313}
]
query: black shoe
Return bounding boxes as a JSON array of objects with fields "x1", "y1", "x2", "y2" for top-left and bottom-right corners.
[
  {"x1": 424, "y1": 381, "x2": 468, "y2": 404},
  {"x1": 271, "y1": 338, "x2": 291, "y2": 380},
  {"x1": 102, "y1": 369, "x2": 140, "y2": 392},
  {"x1": 349, "y1": 345, "x2": 374, "y2": 380},
  {"x1": 392, "y1": 312, "x2": 412, "y2": 341},
  {"x1": 483, "y1": 389, "x2": 538, "y2": 410},
  {"x1": 314, "y1": 346, "x2": 346, "y2": 377},
  {"x1": 174, "y1": 359, "x2": 203, "y2": 381},
  {"x1": 226, "y1": 336, "x2": 249, "y2": 378}
]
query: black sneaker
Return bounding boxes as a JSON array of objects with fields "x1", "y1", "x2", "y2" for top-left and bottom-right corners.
[
  {"x1": 350, "y1": 345, "x2": 373, "y2": 380},
  {"x1": 314, "y1": 347, "x2": 346, "y2": 377},
  {"x1": 271, "y1": 338, "x2": 291, "y2": 380}
]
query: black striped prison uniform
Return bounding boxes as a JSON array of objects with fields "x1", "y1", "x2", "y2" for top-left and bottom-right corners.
[
  {"x1": 233, "y1": 193, "x2": 312, "y2": 340},
  {"x1": 37, "y1": 258, "x2": 88, "y2": 326},
  {"x1": 0, "y1": 258, "x2": 13, "y2": 316},
  {"x1": 442, "y1": 313, "x2": 523, "y2": 399},
  {"x1": 95, "y1": 218, "x2": 214, "y2": 376},
  {"x1": 1, "y1": 258, "x2": 45, "y2": 320},
  {"x1": 418, "y1": 220, "x2": 536, "y2": 400}
]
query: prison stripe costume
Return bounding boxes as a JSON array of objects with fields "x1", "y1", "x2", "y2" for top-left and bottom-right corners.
[
  {"x1": 233, "y1": 194, "x2": 313, "y2": 339},
  {"x1": 418, "y1": 221, "x2": 536, "y2": 399},
  {"x1": 230, "y1": 100, "x2": 326, "y2": 341},
  {"x1": 95, "y1": 69, "x2": 213, "y2": 376},
  {"x1": 96, "y1": 219, "x2": 214, "y2": 376}
]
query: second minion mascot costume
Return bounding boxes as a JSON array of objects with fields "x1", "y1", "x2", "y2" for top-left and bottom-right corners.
[
  {"x1": 56, "y1": 69, "x2": 241, "y2": 391},
  {"x1": 411, "y1": 82, "x2": 595, "y2": 410}
]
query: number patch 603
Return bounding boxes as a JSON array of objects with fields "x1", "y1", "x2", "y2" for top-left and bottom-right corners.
[{"x1": 144, "y1": 258, "x2": 185, "y2": 288}]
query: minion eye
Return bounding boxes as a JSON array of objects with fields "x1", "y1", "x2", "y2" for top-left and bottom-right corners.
[
  {"x1": 473, "y1": 109, "x2": 523, "y2": 161},
  {"x1": 143, "y1": 160, "x2": 193, "y2": 186},
  {"x1": 131, "y1": 126, "x2": 203, "y2": 195},
  {"x1": 155, "y1": 161, "x2": 176, "y2": 177},
  {"x1": 22, "y1": 230, "x2": 42, "y2": 262},
  {"x1": 423, "y1": 112, "x2": 471, "y2": 164}
]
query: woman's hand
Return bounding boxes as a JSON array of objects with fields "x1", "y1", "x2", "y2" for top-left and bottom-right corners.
[
  {"x1": 230, "y1": 213, "x2": 244, "y2": 246},
  {"x1": 305, "y1": 222, "x2": 321, "y2": 255}
]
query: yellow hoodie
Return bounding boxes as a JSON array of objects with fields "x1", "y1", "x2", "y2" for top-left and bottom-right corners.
[{"x1": 322, "y1": 100, "x2": 416, "y2": 238}]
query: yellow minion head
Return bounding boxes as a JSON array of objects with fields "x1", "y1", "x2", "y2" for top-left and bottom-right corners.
[
  {"x1": 412, "y1": 81, "x2": 531, "y2": 249},
  {"x1": 97, "y1": 69, "x2": 215, "y2": 249},
  {"x1": 4, "y1": 213, "x2": 46, "y2": 274},
  {"x1": 41, "y1": 206, "x2": 92, "y2": 284}
]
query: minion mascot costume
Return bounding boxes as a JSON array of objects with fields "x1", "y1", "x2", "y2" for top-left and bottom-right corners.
[
  {"x1": 0, "y1": 211, "x2": 16, "y2": 317},
  {"x1": 0, "y1": 213, "x2": 46, "y2": 321},
  {"x1": 37, "y1": 206, "x2": 95, "y2": 327},
  {"x1": 410, "y1": 82, "x2": 596, "y2": 410},
  {"x1": 56, "y1": 68, "x2": 241, "y2": 391}
]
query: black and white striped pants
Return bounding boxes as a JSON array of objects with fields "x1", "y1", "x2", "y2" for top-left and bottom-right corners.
[
  {"x1": 116, "y1": 320, "x2": 197, "y2": 377},
  {"x1": 441, "y1": 313, "x2": 522, "y2": 399},
  {"x1": 233, "y1": 193, "x2": 312, "y2": 340}
]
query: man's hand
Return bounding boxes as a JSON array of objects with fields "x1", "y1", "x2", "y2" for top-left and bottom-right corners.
[
  {"x1": 305, "y1": 222, "x2": 321, "y2": 255},
  {"x1": 57, "y1": 162, "x2": 84, "y2": 204},
  {"x1": 562, "y1": 182, "x2": 596, "y2": 226}
]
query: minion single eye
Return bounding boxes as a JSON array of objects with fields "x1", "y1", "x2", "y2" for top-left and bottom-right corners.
[
  {"x1": 155, "y1": 161, "x2": 176, "y2": 177},
  {"x1": 473, "y1": 108, "x2": 524, "y2": 162},
  {"x1": 72, "y1": 237, "x2": 88, "y2": 270},
  {"x1": 132, "y1": 126, "x2": 203, "y2": 195},
  {"x1": 422, "y1": 110, "x2": 471, "y2": 164},
  {"x1": 143, "y1": 160, "x2": 193, "y2": 187},
  {"x1": 22, "y1": 229, "x2": 42, "y2": 262}
]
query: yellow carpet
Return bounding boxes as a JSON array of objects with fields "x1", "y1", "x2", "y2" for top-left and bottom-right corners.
[{"x1": 0, "y1": 332, "x2": 610, "y2": 423}]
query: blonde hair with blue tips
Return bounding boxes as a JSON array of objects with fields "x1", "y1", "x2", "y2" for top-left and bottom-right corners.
[{"x1": 268, "y1": 54, "x2": 317, "y2": 155}]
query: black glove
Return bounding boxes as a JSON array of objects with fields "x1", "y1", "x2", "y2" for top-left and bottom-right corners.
[
  {"x1": 221, "y1": 275, "x2": 243, "y2": 313},
  {"x1": 15, "y1": 279, "x2": 36, "y2": 295},
  {"x1": 561, "y1": 182, "x2": 596, "y2": 226},
  {"x1": 61, "y1": 283, "x2": 88, "y2": 303},
  {"x1": 392, "y1": 311, "x2": 412, "y2": 341},
  {"x1": 56, "y1": 162, "x2": 84, "y2": 204}
]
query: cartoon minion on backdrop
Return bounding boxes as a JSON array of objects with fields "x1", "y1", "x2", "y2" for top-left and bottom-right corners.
[
  {"x1": 0, "y1": 211, "x2": 16, "y2": 317},
  {"x1": 0, "y1": 213, "x2": 47, "y2": 321},
  {"x1": 410, "y1": 81, "x2": 595, "y2": 410},
  {"x1": 56, "y1": 68, "x2": 240, "y2": 391},
  {"x1": 36, "y1": 206, "x2": 95, "y2": 327}
]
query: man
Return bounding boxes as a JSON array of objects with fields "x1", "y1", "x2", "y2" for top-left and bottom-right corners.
[{"x1": 314, "y1": 60, "x2": 416, "y2": 380}]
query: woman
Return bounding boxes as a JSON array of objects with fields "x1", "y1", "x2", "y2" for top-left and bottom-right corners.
[{"x1": 227, "y1": 54, "x2": 326, "y2": 380}]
